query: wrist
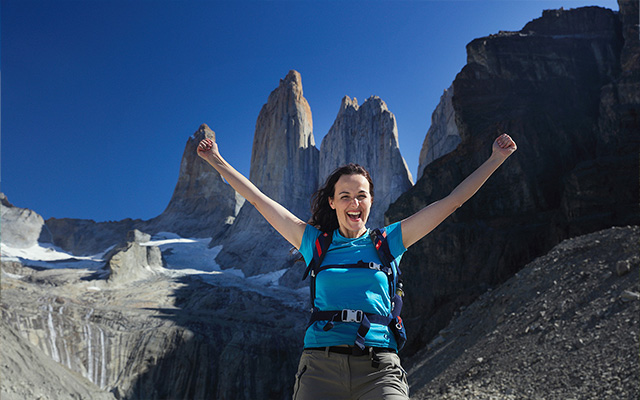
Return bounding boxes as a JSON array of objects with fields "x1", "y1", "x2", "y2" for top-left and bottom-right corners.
[{"x1": 489, "y1": 151, "x2": 509, "y2": 164}]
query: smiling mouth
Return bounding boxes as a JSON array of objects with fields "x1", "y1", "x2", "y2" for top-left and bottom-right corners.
[{"x1": 347, "y1": 211, "x2": 362, "y2": 221}]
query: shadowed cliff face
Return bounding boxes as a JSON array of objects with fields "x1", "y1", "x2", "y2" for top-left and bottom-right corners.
[{"x1": 386, "y1": 5, "x2": 639, "y2": 353}]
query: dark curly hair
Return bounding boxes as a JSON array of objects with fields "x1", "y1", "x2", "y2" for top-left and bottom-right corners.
[{"x1": 309, "y1": 163, "x2": 374, "y2": 233}]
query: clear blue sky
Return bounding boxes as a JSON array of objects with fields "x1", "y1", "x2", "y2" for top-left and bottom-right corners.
[{"x1": 2, "y1": 0, "x2": 619, "y2": 223}]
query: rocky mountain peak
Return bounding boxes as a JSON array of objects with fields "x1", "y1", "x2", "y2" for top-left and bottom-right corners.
[
  {"x1": 387, "y1": 3, "x2": 638, "y2": 356},
  {"x1": 337, "y1": 95, "x2": 358, "y2": 114},
  {"x1": 142, "y1": 124, "x2": 237, "y2": 239},
  {"x1": 249, "y1": 70, "x2": 317, "y2": 211},
  {"x1": 194, "y1": 123, "x2": 214, "y2": 140},
  {"x1": 280, "y1": 69, "x2": 304, "y2": 96}
]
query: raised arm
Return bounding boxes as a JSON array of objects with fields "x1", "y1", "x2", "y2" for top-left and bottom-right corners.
[
  {"x1": 197, "y1": 137, "x2": 307, "y2": 249},
  {"x1": 401, "y1": 133, "x2": 517, "y2": 248}
]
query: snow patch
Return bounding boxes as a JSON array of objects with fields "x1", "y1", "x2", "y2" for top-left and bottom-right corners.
[
  {"x1": 1, "y1": 242, "x2": 104, "y2": 269},
  {"x1": 141, "y1": 233, "x2": 222, "y2": 272},
  {"x1": 247, "y1": 269, "x2": 287, "y2": 286},
  {"x1": 1, "y1": 231, "x2": 285, "y2": 288}
]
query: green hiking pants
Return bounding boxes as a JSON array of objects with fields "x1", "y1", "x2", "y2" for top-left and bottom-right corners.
[{"x1": 292, "y1": 348, "x2": 409, "y2": 400}]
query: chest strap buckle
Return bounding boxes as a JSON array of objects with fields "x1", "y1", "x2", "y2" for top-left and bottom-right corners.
[{"x1": 341, "y1": 309, "x2": 363, "y2": 323}]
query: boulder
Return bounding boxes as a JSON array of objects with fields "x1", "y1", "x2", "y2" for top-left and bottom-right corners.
[{"x1": 103, "y1": 240, "x2": 163, "y2": 285}]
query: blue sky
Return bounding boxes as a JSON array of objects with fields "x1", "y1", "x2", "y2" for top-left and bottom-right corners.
[{"x1": 2, "y1": 0, "x2": 619, "y2": 223}]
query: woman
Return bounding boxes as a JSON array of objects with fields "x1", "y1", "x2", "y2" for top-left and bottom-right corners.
[{"x1": 197, "y1": 133, "x2": 517, "y2": 399}]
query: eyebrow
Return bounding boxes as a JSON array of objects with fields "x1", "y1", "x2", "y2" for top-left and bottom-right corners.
[{"x1": 338, "y1": 190, "x2": 369, "y2": 195}]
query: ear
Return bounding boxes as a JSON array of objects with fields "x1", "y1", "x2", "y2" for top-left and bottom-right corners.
[{"x1": 328, "y1": 196, "x2": 336, "y2": 210}]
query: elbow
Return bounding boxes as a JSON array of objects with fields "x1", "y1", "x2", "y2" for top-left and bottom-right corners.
[{"x1": 446, "y1": 196, "x2": 464, "y2": 212}]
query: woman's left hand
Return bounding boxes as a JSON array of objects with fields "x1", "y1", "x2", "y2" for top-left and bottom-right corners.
[{"x1": 492, "y1": 133, "x2": 517, "y2": 160}]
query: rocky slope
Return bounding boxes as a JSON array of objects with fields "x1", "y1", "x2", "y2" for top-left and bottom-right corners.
[
  {"x1": 0, "y1": 321, "x2": 116, "y2": 400},
  {"x1": 387, "y1": 3, "x2": 639, "y2": 355},
  {"x1": 406, "y1": 226, "x2": 639, "y2": 399},
  {"x1": 1, "y1": 247, "x2": 309, "y2": 399},
  {"x1": 318, "y1": 95, "x2": 414, "y2": 229},
  {"x1": 3, "y1": 216, "x2": 636, "y2": 399}
]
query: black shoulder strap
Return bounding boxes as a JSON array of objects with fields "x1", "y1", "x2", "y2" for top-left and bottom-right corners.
[
  {"x1": 369, "y1": 228, "x2": 399, "y2": 275},
  {"x1": 302, "y1": 231, "x2": 333, "y2": 281},
  {"x1": 369, "y1": 228, "x2": 402, "y2": 297}
]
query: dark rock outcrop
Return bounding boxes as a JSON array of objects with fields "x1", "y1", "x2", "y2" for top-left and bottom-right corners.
[
  {"x1": 387, "y1": 5, "x2": 639, "y2": 354},
  {"x1": 319, "y1": 96, "x2": 414, "y2": 229},
  {"x1": 215, "y1": 70, "x2": 319, "y2": 276}
]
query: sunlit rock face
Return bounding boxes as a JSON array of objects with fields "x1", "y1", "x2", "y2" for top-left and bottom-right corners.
[
  {"x1": 319, "y1": 95, "x2": 413, "y2": 229},
  {"x1": 215, "y1": 70, "x2": 319, "y2": 276},
  {"x1": 1, "y1": 193, "x2": 51, "y2": 248},
  {"x1": 387, "y1": 5, "x2": 639, "y2": 353},
  {"x1": 418, "y1": 85, "x2": 460, "y2": 180}
]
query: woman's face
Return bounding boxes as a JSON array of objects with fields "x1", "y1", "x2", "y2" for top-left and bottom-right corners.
[{"x1": 328, "y1": 173, "x2": 372, "y2": 238}]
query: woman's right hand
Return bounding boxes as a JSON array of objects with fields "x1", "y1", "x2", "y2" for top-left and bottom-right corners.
[
  {"x1": 196, "y1": 135, "x2": 306, "y2": 249},
  {"x1": 197, "y1": 138, "x2": 219, "y2": 162}
]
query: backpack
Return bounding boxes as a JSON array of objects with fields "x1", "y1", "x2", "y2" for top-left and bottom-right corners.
[{"x1": 301, "y1": 228, "x2": 407, "y2": 351}]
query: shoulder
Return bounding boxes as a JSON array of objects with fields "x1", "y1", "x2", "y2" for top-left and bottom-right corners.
[
  {"x1": 299, "y1": 225, "x2": 323, "y2": 265},
  {"x1": 379, "y1": 221, "x2": 406, "y2": 258}
]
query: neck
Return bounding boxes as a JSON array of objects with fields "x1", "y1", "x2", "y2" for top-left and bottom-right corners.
[{"x1": 338, "y1": 226, "x2": 367, "y2": 239}]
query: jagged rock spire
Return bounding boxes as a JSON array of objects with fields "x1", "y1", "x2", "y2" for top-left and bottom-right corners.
[
  {"x1": 215, "y1": 70, "x2": 319, "y2": 276},
  {"x1": 249, "y1": 70, "x2": 318, "y2": 216},
  {"x1": 143, "y1": 124, "x2": 237, "y2": 238},
  {"x1": 319, "y1": 95, "x2": 413, "y2": 228}
]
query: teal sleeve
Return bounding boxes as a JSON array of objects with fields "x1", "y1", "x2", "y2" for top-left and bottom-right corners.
[
  {"x1": 385, "y1": 221, "x2": 407, "y2": 260},
  {"x1": 299, "y1": 224, "x2": 322, "y2": 266}
]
